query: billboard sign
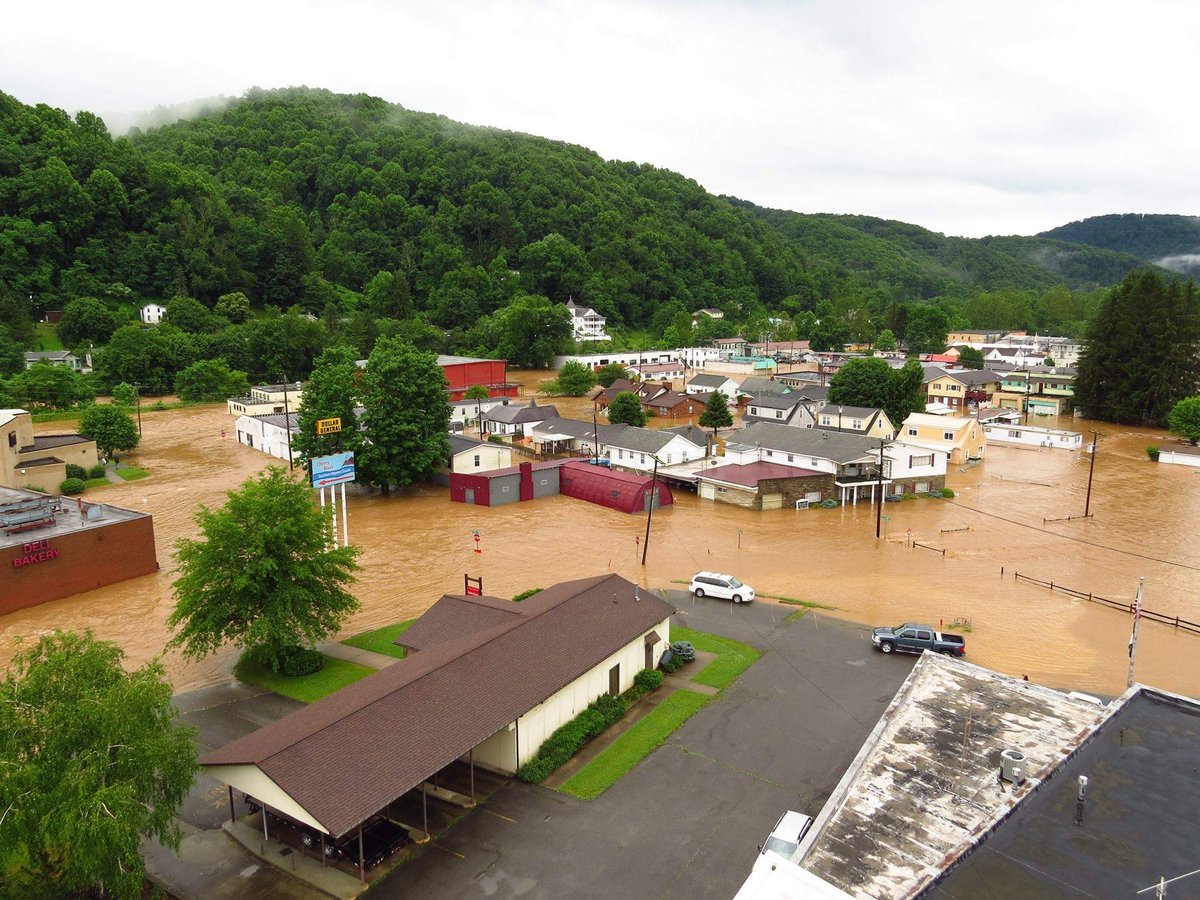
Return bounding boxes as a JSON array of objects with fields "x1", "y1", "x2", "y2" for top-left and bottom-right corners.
[
  {"x1": 311, "y1": 452, "x2": 356, "y2": 488},
  {"x1": 316, "y1": 417, "x2": 342, "y2": 435}
]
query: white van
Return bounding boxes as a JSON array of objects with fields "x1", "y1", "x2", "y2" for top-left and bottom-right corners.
[
  {"x1": 690, "y1": 571, "x2": 756, "y2": 603},
  {"x1": 758, "y1": 810, "x2": 813, "y2": 863}
]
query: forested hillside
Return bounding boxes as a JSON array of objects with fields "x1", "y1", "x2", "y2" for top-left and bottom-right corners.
[
  {"x1": 0, "y1": 86, "x2": 1181, "y2": 391},
  {"x1": 1040, "y1": 214, "x2": 1200, "y2": 261}
]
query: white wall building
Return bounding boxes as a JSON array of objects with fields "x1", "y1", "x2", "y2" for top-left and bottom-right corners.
[
  {"x1": 448, "y1": 435, "x2": 512, "y2": 473},
  {"x1": 450, "y1": 397, "x2": 512, "y2": 431},
  {"x1": 234, "y1": 412, "x2": 296, "y2": 461},
  {"x1": 565, "y1": 299, "x2": 611, "y2": 342},
  {"x1": 982, "y1": 422, "x2": 1083, "y2": 450},
  {"x1": 605, "y1": 427, "x2": 706, "y2": 471},
  {"x1": 140, "y1": 303, "x2": 166, "y2": 324},
  {"x1": 227, "y1": 382, "x2": 304, "y2": 417},
  {"x1": 552, "y1": 349, "x2": 680, "y2": 370}
]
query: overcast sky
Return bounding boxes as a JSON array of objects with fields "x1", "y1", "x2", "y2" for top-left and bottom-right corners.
[{"x1": 4, "y1": 0, "x2": 1198, "y2": 237}]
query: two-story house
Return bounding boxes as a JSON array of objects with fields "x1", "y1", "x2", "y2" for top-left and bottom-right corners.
[
  {"x1": 812, "y1": 405, "x2": 895, "y2": 439},
  {"x1": 564, "y1": 299, "x2": 611, "y2": 343},
  {"x1": 1, "y1": 408, "x2": 100, "y2": 493},
  {"x1": 685, "y1": 374, "x2": 741, "y2": 398},
  {"x1": 227, "y1": 382, "x2": 304, "y2": 417},
  {"x1": 604, "y1": 427, "x2": 706, "y2": 471},
  {"x1": 900, "y1": 413, "x2": 986, "y2": 464},
  {"x1": 925, "y1": 369, "x2": 1002, "y2": 412},
  {"x1": 140, "y1": 303, "x2": 167, "y2": 325},
  {"x1": 991, "y1": 367, "x2": 1076, "y2": 416},
  {"x1": 483, "y1": 399, "x2": 559, "y2": 440}
]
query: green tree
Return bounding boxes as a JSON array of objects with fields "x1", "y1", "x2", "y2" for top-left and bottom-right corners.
[
  {"x1": 883, "y1": 359, "x2": 926, "y2": 430},
  {"x1": 829, "y1": 358, "x2": 923, "y2": 431},
  {"x1": 957, "y1": 347, "x2": 985, "y2": 369},
  {"x1": 1167, "y1": 397, "x2": 1200, "y2": 443},
  {"x1": 551, "y1": 360, "x2": 597, "y2": 396},
  {"x1": 595, "y1": 362, "x2": 630, "y2": 387},
  {"x1": 95, "y1": 324, "x2": 198, "y2": 394},
  {"x1": 214, "y1": 290, "x2": 252, "y2": 323},
  {"x1": 0, "y1": 630, "x2": 198, "y2": 899},
  {"x1": 358, "y1": 337, "x2": 451, "y2": 494},
  {"x1": 491, "y1": 294, "x2": 571, "y2": 368},
  {"x1": 293, "y1": 345, "x2": 362, "y2": 463},
  {"x1": 79, "y1": 403, "x2": 140, "y2": 458},
  {"x1": 111, "y1": 381, "x2": 137, "y2": 407},
  {"x1": 874, "y1": 329, "x2": 898, "y2": 352},
  {"x1": 57, "y1": 297, "x2": 117, "y2": 347},
  {"x1": 167, "y1": 467, "x2": 361, "y2": 671},
  {"x1": 607, "y1": 391, "x2": 647, "y2": 426},
  {"x1": 174, "y1": 358, "x2": 250, "y2": 402},
  {"x1": 904, "y1": 304, "x2": 950, "y2": 354},
  {"x1": 1076, "y1": 271, "x2": 1200, "y2": 425},
  {"x1": 165, "y1": 296, "x2": 224, "y2": 334},
  {"x1": 699, "y1": 390, "x2": 732, "y2": 438},
  {"x1": 8, "y1": 363, "x2": 95, "y2": 409}
]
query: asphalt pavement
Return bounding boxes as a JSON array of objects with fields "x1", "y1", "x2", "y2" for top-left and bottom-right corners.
[{"x1": 370, "y1": 593, "x2": 915, "y2": 900}]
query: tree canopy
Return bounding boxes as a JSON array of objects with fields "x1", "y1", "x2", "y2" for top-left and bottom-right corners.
[
  {"x1": 828, "y1": 358, "x2": 925, "y2": 430},
  {"x1": 293, "y1": 345, "x2": 362, "y2": 463},
  {"x1": 168, "y1": 467, "x2": 361, "y2": 671},
  {"x1": 1167, "y1": 397, "x2": 1200, "y2": 443},
  {"x1": 0, "y1": 630, "x2": 198, "y2": 899},
  {"x1": 699, "y1": 390, "x2": 733, "y2": 436},
  {"x1": 78, "y1": 402, "x2": 140, "y2": 457},
  {"x1": 550, "y1": 360, "x2": 597, "y2": 396},
  {"x1": 607, "y1": 391, "x2": 647, "y2": 427}
]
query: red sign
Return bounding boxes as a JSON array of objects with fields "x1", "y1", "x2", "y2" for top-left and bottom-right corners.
[{"x1": 12, "y1": 539, "x2": 59, "y2": 568}]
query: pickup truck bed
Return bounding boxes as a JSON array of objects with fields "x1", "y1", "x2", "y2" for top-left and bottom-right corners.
[{"x1": 872, "y1": 623, "x2": 965, "y2": 657}]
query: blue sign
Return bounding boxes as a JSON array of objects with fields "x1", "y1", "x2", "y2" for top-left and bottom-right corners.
[{"x1": 311, "y1": 452, "x2": 356, "y2": 488}]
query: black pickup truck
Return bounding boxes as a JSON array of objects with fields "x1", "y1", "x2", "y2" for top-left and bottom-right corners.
[{"x1": 871, "y1": 623, "x2": 966, "y2": 657}]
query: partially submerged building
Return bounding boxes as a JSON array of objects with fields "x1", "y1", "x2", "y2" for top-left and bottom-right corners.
[{"x1": 1, "y1": 408, "x2": 99, "y2": 493}]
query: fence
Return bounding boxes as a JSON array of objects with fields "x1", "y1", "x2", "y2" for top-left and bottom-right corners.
[
  {"x1": 1013, "y1": 572, "x2": 1200, "y2": 636},
  {"x1": 912, "y1": 541, "x2": 946, "y2": 556}
]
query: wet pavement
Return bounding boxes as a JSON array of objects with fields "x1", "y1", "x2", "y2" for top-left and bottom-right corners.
[{"x1": 4, "y1": 384, "x2": 1199, "y2": 698}]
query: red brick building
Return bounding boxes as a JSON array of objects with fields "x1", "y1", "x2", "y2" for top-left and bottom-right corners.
[
  {"x1": 1, "y1": 489, "x2": 158, "y2": 616},
  {"x1": 437, "y1": 355, "x2": 518, "y2": 402}
]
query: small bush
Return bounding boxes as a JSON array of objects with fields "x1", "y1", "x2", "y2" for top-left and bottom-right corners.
[
  {"x1": 634, "y1": 669, "x2": 664, "y2": 692},
  {"x1": 661, "y1": 656, "x2": 680, "y2": 674},
  {"x1": 59, "y1": 477, "x2": 86, "y2": 495},
  {"x1": 88, "y1": 463, "x2": 107, "y2": 479},
  {"x1": 276, "y1": 646, "x2": 323, "y2": 677},
  {"x1": 65, "y1": 463, "x2": 87, "y2": 480},
  {"x1": 1146, "y1": 445, "x2": 1160, "y2": 461},
  {"x1": 820, "y1": 498, "x2": 839, "y2": 508},
  {"x1": 512, "y1": 588, "x2": 543, "y2": 602},
  {"x1": 487, "y1": 433, "x2": 505, "y2": 444},
  {"x1": 940, "y1": 488, "x2": 955, "y2": 498}
]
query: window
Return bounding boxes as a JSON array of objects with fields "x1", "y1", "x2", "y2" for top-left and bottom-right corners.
[
  {"x1": 1008, "y1": 430, "x2": 1021, "y2": 438},
  {"x1": 775, "y1": 411, "x2": 783, "y2": 419},
  {"x1": 811, "y1": 457, "x2": 820, "y2": 466},
  {"x1": 852, "y1": 420, "x2": 862, "y2": 429},
  {"x1": 640, "y1": 453, "x2": 646, "y2": 463},
  {"x1": 7, "y1": 432, "x2": 14, "y2": 448},
  {"x1": 908, "y1": 427, "x2": 918, "y2": 436},
  {"x1": 916, "y1": 630, "x2": 932, "y2": 641},
  {"x1": 943, "y1": 432, "x2": 954, "y2": 441},
  {"x1": 787, "y1": 454, "x2": 794, "y2": 462},
  {"x1": 766, "y1": 450, "x2": 773, "y2": 457},
  {"x1": 911, "y1": 454, "x2": 933, "y2": 467}
]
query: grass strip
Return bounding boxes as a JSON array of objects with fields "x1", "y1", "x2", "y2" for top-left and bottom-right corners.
[
  {"x1": 560, "y1": 690, "x2": 709, "y2": 799},
  {"x1": 671, "y1": 625, "x2": 762, "y2": 690},
  {"x1": 772, "y1": 595, "x2": 836, "y2": 609},
  {"x1": 115, "y1": 465, "x2": 150, "y2": 481},
  {"x1": 234, "y1": 653, "x2": 373, "y2": 702},
  {"x1": 341, "y1": 620, "x2": 415, "y2": 659},
  {"x1": 83, "y1": 477, "x2": 110, "y2": 489}
]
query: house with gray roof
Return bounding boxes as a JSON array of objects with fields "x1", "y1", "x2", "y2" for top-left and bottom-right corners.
[
  {"x1": 24, "y1": 350, "x2": 88, "y2": 372},
  {"x1": 744, "y1": 392, "x2": 814, "y2": 427},
  {"x1": 482, "y1": 399, "x2": 558, "y2": 439},
  {"x1": 812, "y1": 405, "x2": 895, "y2": 439},
  {"x1": 604, "y1": 426, "x2": 706, "y2": 472},
  {"x1": 738, "y1": 376, "x2": 791, "y2": 398},
  {"x1": 685, "y1": 373, "x2": 740, "y2": 398}
]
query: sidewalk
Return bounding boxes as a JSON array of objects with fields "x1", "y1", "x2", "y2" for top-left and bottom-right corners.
[{"x1": 319, "y1": 641, "x2": 401, "y2": 669}]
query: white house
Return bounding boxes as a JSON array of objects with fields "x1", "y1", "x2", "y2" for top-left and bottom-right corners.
[
  {"x1": 813, "y1": 406, "x2": 895, "y2": 439},
  {"x1": 982, "y1": 422, "x2": 1083, "y2": 450},
  {"x1": 565, "y1": 299, "x2": 611, "y2": 342},
  {"x1": 140, "y1": 303, "x2": 166, "y2": 325},
  {"x1": 676, "y1": 346, "x2": 722, "y2": 369},
  {"x1": 1158, "y1": 444, "x2": 1200, "y2": 468},
  {"x1": 685, "y1": 374, "x2": 740, "y2": 397},
  {"x1": 23, "y1": 350, "x2": 88, "y2": 372},
  {"x1": 483, "y1": 399, "x2": 558, "y2": 439},
  {"x1": 450, "y1": 396, "x2": 513, "y2": 431},
  {"x1": 234, "y1": 412, "x2": 297, "y2": 461},
  {"x1": 199, "y1": 575, "x2": 673, "y2": 848},
  {"x1": 552, "y1": 349, "x2": 680, "y2": 370},
  {"x1": 627, "y1": 361, "x2": 686, "y2": 381},
  {"x1": 744, "y1": 393, "x2": 813, "y2": 427},
  {"x1": 605, "y1": 426, "x2": 706, "y2": 471},
  {"x1": 448, "y1": 434, "x2": 512, "y2": 473}
]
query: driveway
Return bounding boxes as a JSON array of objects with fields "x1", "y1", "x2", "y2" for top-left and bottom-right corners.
[{"x1": 371, "y1": 595, "x2": 915, "y2": 900}]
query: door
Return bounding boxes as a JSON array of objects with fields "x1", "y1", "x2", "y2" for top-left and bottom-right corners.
[
  {"x1": 645, "y1": 643, "x2": 654, "y2": 670},
  {"x1": 464, "y1": 488, "x2": 475, "y2": 505},
  {"x1": 896, "y1": 628, "x2": 919, "y2": 651},
  {"x1": 608, "y1": 664, "x2": 621, "y2": 696}
]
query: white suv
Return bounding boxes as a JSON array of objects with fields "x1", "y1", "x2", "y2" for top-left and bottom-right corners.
[{"x1": 690, "y1": 572, "x2": 755, "y2": 603}]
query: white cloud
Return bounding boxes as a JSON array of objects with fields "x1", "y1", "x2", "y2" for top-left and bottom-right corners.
[{"x1": 2, "y1": 0, "x2": 1197, "y2": 237}]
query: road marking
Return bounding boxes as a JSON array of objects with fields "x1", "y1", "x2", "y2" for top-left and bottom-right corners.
[
  {"x1": 481, "y1": 809, "x2": 516, "y2": 823},
  {"x1": 431, "y1": 843, "x2": 466, "y2": 859}
]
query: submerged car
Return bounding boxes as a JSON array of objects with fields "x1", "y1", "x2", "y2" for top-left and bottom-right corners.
[{"x1": 690, "y1": 571, "x2": 756, "y2": 603}]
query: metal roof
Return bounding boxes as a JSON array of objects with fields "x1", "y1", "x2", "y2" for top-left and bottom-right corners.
[{"x1": 738, "y1": 423, "x2": 879, "y2": 463}]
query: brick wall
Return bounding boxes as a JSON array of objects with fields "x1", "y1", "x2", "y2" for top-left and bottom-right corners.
[{"x1": 0, "y1": 515, "x2": 158, "y2": 615}]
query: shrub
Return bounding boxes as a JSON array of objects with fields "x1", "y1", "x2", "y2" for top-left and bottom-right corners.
[
  {"x1": 940, "y1": 488, "x2": 955, "y2": 498},
  {"x1": 1147, "y1": 445, "x2": 1160, "y2": 461},
  {"x1": 65, "y1": 463, "x2": 87, "y2": 480},
  {"x1": 276, "y1": 646, "x2": 323, "y2": 677},
  {"x1": 516, "y1": 692, "x2": 630, "y2": 783},
  {"x1": 59, "y1": 477, "x2": 86, "y2": 495},
  {"x1": 661, "y1": 656, "x2": 680, "y2": 674},
  {"x1": 634, "y1": 669, "x2": 664, "y2": 692},
  {"x1": 820, "y1": 498, "x2": 839, "y2": 508},
  {"x1": 487, "y1": 433, "x2": 505, "y2": 443},
  {"x1": 22, "y1": 484, "x2": 48, "y2": 494},
  {"x1": 512, "y1": 588, "x2": 543, "y2": 602},
  {"x1": 88, "y1": 463, "x2": 107, "y2": 479}
]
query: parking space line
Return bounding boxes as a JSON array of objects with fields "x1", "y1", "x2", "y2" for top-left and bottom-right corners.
[
  {"x1": 481, "y1": 809, "x2": 516, "y2": 823},
  {"x1": 431, "y1": 843, "x2": 466, "y2": 859}
]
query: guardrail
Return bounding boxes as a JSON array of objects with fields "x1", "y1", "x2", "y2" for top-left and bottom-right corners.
[{"x1": 1013, "y1": 572, "x2": 1200, "y2": 636}]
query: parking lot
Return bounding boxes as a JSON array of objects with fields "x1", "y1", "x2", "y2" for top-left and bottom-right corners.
[{"x1": 371, "y1": 594, "x2": 915, "y2": 900}]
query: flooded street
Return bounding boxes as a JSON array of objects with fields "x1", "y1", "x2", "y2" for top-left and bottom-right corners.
[{"x1": 5, "y1": 386, "x2": 1199, "y2": 699}]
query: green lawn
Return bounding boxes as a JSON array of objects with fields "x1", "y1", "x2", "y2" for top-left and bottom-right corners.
[
  {"x1": 560, "y1": 690, "x2": 709, "y2": 799},
  {"x1": 671, "y1": 625, "x2": 762, "y2": 690},
  {"x1": 114, "y1": 465, "x2": 149, "y2": 482},
  {"x1": 83, "y1": 477, "x2": 109, "y2": 489},
  {"x1": 234, "y1": 653, "x2": 373, "y2": 702},
  {"x1": 32, "y1": 322, "x2": 63, "y2": 351},
  {"x1": 341, "y1": 620, "x2": 415, "y2": 659}
]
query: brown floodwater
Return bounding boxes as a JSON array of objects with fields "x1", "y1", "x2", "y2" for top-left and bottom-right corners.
[{"x1": 5, "y1": 379, "x2": 1199, "y2": 700}]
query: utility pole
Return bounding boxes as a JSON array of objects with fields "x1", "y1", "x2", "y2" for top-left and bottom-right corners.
[
  {"x1": 133, "y1": 383, "x2": 143, "y2": 437},
  {"x1": 1084, "y1": 430, "x2": 1100, "y2": 517},
  {"x1": 641, "y1": 455, "x2": 660, "y2": 565},
  {"x1": 281, "y1": 375, "x2": 294, "y2": 472},
  {"x1": 876, "y1": 439, "x2": 888, "y2": 539},
  {"x1": 1127, "y1": 577, "x2": 1145, "y2": 688}
]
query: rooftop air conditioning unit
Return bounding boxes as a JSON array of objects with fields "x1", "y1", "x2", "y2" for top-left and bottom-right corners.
[{"x1": 1000, "y1": 749, "x2": 1027, "y2": 784}]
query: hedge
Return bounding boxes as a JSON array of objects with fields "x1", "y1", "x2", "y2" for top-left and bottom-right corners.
[{"x1": 59, "y1": 477, "x2": 86, "y2": 495}]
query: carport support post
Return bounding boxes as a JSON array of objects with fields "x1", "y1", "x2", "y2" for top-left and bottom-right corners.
[
  {"x1": 470, "y1": 748, "x2": 476, "y2": 803},
  {"x1": 320, "y1": 834, "x2": 326, "y2": 867},
  {"x1": 422, "y1": 781, "x2": 429, "y2": 840},
  {"x1": 228, "y1": 786, "x2": 235, "y2": 824},
  {"x1": 358, "y1": 823, "x2": 365, "y2": 884}
]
